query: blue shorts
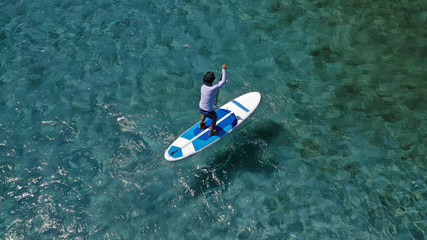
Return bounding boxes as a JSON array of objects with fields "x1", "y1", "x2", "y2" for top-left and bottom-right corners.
[{"x1": 200, "y1": 108, "x2": 217, "y2": 120}]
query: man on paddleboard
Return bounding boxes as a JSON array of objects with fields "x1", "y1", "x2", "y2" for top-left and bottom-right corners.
[{"x1": 199, "y1": 64, "x2": 227, "y2": 136}]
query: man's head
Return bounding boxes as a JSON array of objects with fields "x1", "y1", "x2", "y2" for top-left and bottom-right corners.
[{"x1": 203, "y1": 72, "x2": 215, "y2": 86}]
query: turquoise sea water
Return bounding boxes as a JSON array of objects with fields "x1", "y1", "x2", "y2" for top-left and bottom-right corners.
[{"x1": 1, "y1": 0, "x2": 426, "y2": 239}]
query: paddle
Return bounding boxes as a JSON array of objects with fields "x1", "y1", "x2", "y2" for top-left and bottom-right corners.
[{"x1": 214, "y1": 73, "x2": 222, "y2": 109}]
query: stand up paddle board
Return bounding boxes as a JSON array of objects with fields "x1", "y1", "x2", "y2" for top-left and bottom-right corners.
[{"x1": 164, "y1": 92, "x2": 261, "y2": 161}]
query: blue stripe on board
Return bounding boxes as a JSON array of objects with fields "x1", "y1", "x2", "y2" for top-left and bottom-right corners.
[
  {"x1": 232, "y1": 100, "x2": 249, "y2": 112},
  {"x1": 181, "y1": 109, "x2": 231, "y2": 140},
  {"x1": 192, "y1": 113, "x2": 238, "y2": 151}
]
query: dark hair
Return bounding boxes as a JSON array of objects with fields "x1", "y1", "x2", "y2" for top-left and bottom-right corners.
[{"x1": 203, "y1": 72, "x2": 215, "y2": 86}]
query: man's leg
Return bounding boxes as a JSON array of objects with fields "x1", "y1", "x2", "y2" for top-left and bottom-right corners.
[
  {"x1": 209, "y1": 118, "x2": 217, "y2": 136},
  {"x1": 200, "y1": 115, "x2": 206, "y2": 129}
]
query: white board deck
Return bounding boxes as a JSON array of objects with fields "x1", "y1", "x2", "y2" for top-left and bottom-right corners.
[{"x1": 164, "y1": 92, "x2": 261, "y2": 161}]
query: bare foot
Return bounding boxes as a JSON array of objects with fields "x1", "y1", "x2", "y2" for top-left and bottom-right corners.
[{"x1": 209, "y1": 129, "x2": 217, "y2": 136}]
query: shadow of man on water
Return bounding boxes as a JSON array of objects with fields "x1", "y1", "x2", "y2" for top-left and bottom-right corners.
[{"x1": 187, "y1": 120, "x2": 284, "y2": 198}]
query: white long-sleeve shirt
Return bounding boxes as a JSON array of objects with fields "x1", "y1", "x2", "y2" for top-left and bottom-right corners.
[{"x1": 199, "y1": 69, "x2": 227, "y2": 111}]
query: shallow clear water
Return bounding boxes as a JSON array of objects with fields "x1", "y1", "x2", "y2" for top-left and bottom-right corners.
[{"x1": 1, "y1": 0, "x2": 426, "y2": 239}]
